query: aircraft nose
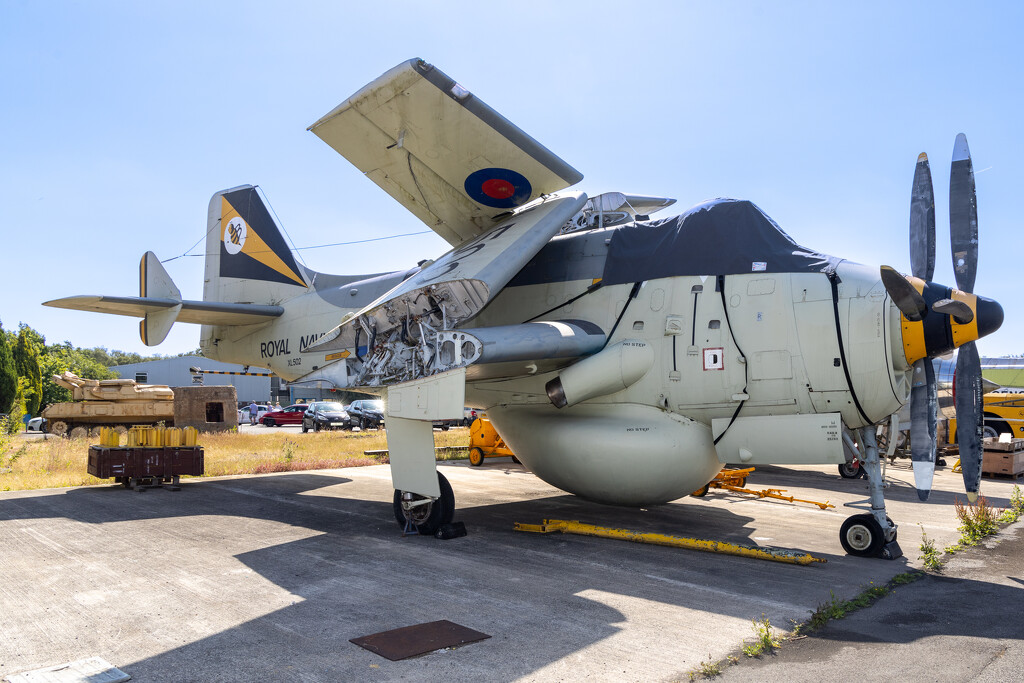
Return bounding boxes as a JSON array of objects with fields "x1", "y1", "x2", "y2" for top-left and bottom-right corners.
[{"x1": 976, "y1": 295, "x2": 1003, "y2": 339}]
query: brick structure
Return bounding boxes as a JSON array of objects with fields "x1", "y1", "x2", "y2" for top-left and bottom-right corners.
[{"x1": 172, "y1": 385, "x2": 238, "y2": 432}]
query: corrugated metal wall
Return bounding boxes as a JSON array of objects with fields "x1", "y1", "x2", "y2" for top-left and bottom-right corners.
[{"x1": 111, "y1": 356, "x2": 272, "y2": 404}]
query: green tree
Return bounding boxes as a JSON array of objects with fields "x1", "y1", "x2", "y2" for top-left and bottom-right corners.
[
  {"x1": 0, "y1": 321, "x2": 17, "y2": 414},
  {"x1": 38, "y1": 342, "x2": 117, "y2": 409},
  {"x1": 13, "y1": 327, "x2": 43, "y2": 416}
]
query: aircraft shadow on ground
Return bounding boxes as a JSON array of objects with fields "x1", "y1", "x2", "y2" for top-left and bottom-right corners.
[
  {"x1": 747, "y1": 463, "x2": 1019, "y2": 509},
  {"x1": 801, "y1": 572, "x2": 1024, "y2": 646},
  {"x1": 3, "y1": 466, "x2": 1018, "y2": 680},
  {"x1": 0, "y1": 469, "x2": 856, "y2": 680}
]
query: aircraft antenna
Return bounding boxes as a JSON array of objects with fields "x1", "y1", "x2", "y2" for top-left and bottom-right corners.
[{"x1": 256, "y1": 185, "x2": 308, "y2": 268}]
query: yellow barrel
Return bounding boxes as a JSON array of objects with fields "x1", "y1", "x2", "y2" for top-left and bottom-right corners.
[
  {"x1": 99, "y1": 427, "x2": 120, "y2": 447},
  {"x1": 164, "y1": 427, "x2": 182, "y2": 447}
]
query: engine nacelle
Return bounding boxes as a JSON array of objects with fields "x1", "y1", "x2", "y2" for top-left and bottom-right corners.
[{"x1": 545, "y1": 339, "x2": 654, "y2": 408}]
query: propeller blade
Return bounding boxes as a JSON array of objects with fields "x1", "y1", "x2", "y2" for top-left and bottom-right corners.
[
  {"x1": 880, "y1": 266, "x2": 926, "y2": 321},
  {"x1": 950, "y1": 133, "x2": 978, "y2": 294},
  {"x1": 910, "y1": 152, "x2": 936, "y2": 281},
  {"x1": 931, "y1": 298, "x2": 974, "y2": 324},
  {"x1": 955, "y1": 341, "x2": 984, "y2": 502},
  {"x1": 909, "y1": 360, "x2": 938, "y2": 500}
]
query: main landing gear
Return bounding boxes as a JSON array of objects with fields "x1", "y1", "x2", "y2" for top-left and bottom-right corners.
[
  {"x1": 840, "y1": 426, "x2": 902, "y2": 559},
  {"x1": 393, "y1": 471, "x2": 455, "y2": 535}
]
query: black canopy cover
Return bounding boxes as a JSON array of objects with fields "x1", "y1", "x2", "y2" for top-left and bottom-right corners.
[{"x1": 601, "y1": 198, "x2": 841, "y2": 286}]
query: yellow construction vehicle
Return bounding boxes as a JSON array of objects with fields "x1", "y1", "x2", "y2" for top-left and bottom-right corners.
[{"x1": 468, "y1": 418, "x2": 518, "y2": 466}]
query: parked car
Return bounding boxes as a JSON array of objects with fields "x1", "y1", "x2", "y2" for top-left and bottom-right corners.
[
  {"x1": 260, "y1": 404, "x2": 308, "y2": 427},
  {"x1": 238, "y1": 404, "x2": 270, "y2": 424},
  {"x1": 27, "y1": 416, "x2": 47, "y2": 432},
  {"x1": 347, "y1": 399, "x2": 385, "y2": 429},
  {"x1": 301, "y1": 402, "x2": 350, "y2": 432}
]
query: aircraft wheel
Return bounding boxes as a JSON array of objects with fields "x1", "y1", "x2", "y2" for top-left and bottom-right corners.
[
  {"x1": 468, "y1": 447, "x2": 485, "y2": 467},
  {"x1": 393, "y1": 472, "x2": 455, "y2": 536},
  {"x1": 838, "y1": 462, "x2": 862, "y2": 479},
  {"x1": 840, "y1": 514, "x2": 885, "y2": 557},
  {"x1": 691, "y1": 483, "x2": 711, "y2": 497}
]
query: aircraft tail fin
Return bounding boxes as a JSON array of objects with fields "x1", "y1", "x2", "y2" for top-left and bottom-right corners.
[{"x1": 203, "y1": 185, "x2": 310, "y2": 306}]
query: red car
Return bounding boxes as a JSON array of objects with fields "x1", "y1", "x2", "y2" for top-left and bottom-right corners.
[{"x1": 260, "y1": 404, "x2": 309, "y2": 427}]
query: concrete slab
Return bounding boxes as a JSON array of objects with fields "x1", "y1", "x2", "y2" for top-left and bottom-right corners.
[{"x1": 0, "y1": 459, "x2": 1020, "y2": 681}]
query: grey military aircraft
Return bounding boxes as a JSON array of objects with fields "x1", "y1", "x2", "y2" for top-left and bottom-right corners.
[{"x1": 46, "y1": 59, "x2": 1003, "y2": 558}]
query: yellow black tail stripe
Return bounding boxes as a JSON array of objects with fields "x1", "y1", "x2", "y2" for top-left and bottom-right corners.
[{"x1": 218, "y1": 187, "x2": 307, "y2": 287}]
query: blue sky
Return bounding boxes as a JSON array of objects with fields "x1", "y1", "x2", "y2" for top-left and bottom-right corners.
[{"x1": 2, "y1": 1, "x2": 1022, "y2": 357}]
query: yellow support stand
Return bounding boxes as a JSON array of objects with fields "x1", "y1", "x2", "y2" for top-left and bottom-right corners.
[{"x1": 514, "y1": 519, "x2": 825, "y2": 565}]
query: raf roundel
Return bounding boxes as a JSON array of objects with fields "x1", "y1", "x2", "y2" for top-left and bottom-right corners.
[
  {"x1": 224, "y1": 217, "x2": 247, "y2": 255},
  {"x1": 464, "y1": 168, "x2": 533, "y2": 209}
]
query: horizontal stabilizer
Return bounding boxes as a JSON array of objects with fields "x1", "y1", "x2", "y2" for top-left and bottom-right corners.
[
  {"x1": 309, "y1": 58, "x2": 583, "y2": 246},
  {"x1": 43, "y1": 295, "x2": 284, "y2": 326}
]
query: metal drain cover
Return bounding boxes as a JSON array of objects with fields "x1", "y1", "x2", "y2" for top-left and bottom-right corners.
[{"x1": 350, "y1": 619, "x2": 490, "y2": 660}]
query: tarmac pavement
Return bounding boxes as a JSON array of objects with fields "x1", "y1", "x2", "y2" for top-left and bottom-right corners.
[
  {"x1": 0, "y1": 458, "x2": 1021, "y2": 682},
  {"x1": 720, "y1": 522, "x2": 1024, "y2": 682}
]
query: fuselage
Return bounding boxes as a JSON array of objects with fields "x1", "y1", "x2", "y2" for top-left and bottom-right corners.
[{"x1": 201, "y1": 212, "x2": 919, "y2": 505}]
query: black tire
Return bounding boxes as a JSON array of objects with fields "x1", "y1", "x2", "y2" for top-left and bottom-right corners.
[
  {"x1": 301, "y1": 422, "x2": 308, "y2": 433},
  {"x1": 468, "y1": 447, "x2": 485, "y2": 467},
  {"x1": 393, "y1": 472, "x2": 455, "y2": 536},
  {"x1": 264, "y1": 419, "x2": 275, "y2": 427},
  {"x1": 314, "y1": 422, "x2": 321, "y2": 433},
  {"x1": 358, "y1": 418, "x2": 366, "y2": 430},
  {"x1": 840, "y1": 513, "x2": 885, "y2": 557},
  {"x1": 441, "y1": 424, "x2": 450, "y2": 431},
  {"x1": 838, "y1": 462, "x2": 862, "y2": 479},
  {"x1": 691, "y1": 483, "x2": 711, "y2": 497},
  {"x1": 983, "y1": 415, "x2": 1012, "y2": 441}
]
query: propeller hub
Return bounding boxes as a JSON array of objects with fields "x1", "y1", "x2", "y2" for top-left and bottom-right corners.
[
  {"x1": 975, "y1": 295, "x2": 1004, "y2": 339},
  {"x1": 884, "y1": 269, "x2": 1003, "y2": 365}
]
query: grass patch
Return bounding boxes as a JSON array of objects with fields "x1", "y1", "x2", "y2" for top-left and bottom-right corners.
[
  {"x1": 798, "y1": 573, "x2": 922, "y2": 635},
  {"x1": 0, "y1": 427, "x2": 471, "y2": 491}
]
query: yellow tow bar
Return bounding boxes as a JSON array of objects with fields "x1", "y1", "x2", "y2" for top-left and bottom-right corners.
[
  {"x1": 695, "y1": 467, "x2": 836, "y2": 510},
  {"x1": 514, "y1": 519, "x2": 826, "y2": 566}
]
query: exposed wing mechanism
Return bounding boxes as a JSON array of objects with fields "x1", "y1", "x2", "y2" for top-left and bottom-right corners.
[
  {"x1": 561, "y1": 192, "x2": 676, "y2": 234},
  {"x1": 308, "y1": 58, "x2": 583, "y2": 246},
  {"x1": 300, "y1": 193, "x2": 591, "y2": 388}
]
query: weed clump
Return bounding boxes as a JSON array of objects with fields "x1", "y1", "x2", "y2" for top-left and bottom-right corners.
[
  {"x1": 954, "y1": 496, "x2": 1001, "y2": 546},
  {"x1": 741, "y1": 615, "x2": 780, "y2": 657},
  {"x1": 919, "y1": 525, "x2": 943, "y2": 571}
]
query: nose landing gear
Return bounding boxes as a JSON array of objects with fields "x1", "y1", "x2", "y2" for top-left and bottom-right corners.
[{"x1": 840, "y1": 426, "x2": 903, "y2": 559}]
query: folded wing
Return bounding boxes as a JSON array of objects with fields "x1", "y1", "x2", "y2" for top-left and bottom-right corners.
[{"x1": 308, "y1": 58, "x2": 583, "y2": 246}]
